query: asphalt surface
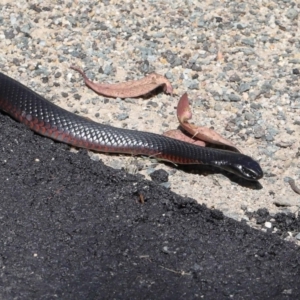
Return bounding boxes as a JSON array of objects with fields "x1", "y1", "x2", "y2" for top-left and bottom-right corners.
[{"x1": 1, "y1": 111, "x2": 300, "y2": 300}]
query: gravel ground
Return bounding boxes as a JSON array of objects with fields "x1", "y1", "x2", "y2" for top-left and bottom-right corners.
[
  {"x1": 1, "y1": 1, "x2": 300, "y2": 298},
  {"x1": 0, "y1": 1, "x2": 300, "y2": 241},
  {"x1": 0, "y1": 0, "x2": 300, "y2": 243}
]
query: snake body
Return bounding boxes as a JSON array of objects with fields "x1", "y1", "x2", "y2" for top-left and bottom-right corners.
[{"x1": 0, "y1": 71, "x2": 263, "y2": 180}]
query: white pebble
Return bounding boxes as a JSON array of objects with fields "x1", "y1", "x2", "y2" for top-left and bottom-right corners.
[{"x1": 265, "y1": 222, "x2": 272, "y2": 229}]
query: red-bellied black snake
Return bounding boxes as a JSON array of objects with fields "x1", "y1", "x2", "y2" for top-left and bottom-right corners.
[{"x1": 0, "y1": 71, "x2": 263, "y2": 181}]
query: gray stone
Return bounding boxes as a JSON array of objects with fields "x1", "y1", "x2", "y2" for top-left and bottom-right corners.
[
  {"x1": 229, "y1": 73, "x2": 241, "y2": 82},
  {"x1": 275, "y1": 139, "x2": 295, "y2": 148},
  {"x1": 160, "y1": 182, "x2": 171, "y2": 189},
  {"x1": 253, "y1": 126, "x2": 265, "y2": 139},
  {"x1": 285, "y1": 8, "x2": 298, "y2": 20},
  {"x1": 227, "y1": 93, "x2": 241, "y2": 102},
  {"x1": 273, "y1": 198, "x2": 300, "y2": 207},
  {"x1": 250, "y1": 103, "x2": 262, "y2": 110},
  {"x1": 214, "y1": 103, "x2": 223, "y2": 111},
  {"x1": 4, "y1": 29, "x2": 15, "y2": 39},
  {"x1": 239, "y1": 82, "x2": 251, "y2": 93},
  {"x1": 244, "y1": 112, "x2": 255, "y2": 121},
  {"x1": 153, "y1": 32, "x2": 165, "y2": 38},
  {"x1": 265, "y1": 134, "x2": 274, "y2": 142},
  {"x1": 147, "y1": 101, "x2": 158, "y2": 108},
  {"x1": 117, "y1": 113, "x2": 129, "y2": 121},
  {"x1": 165, "y1": 71, "x2": 173, "y2": 79},
  {"x1": 188, "y1": 80, "x2": 199, "y2": 90},
  {"x1": 241, "y1": 38, "x2": 255, "y2": 47},
  {"x1": 103, "y1": 63, "x2": 113, "y2": 75}
]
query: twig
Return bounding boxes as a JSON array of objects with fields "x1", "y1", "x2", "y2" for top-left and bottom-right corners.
[{"x1": 288, "y1": 178, "x2": 300, "y2": 195}]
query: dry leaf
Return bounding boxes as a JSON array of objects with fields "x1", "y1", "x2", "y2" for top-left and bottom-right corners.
[
  {"x1": 172, "y1": 93, "x2": 241, "y2": 152},
  {"x1": 71, "y1": 66, "x2": 173, "y2": 98},
  {"x1": 163, "y1": 129, "x2": 206, "y2": 147}
]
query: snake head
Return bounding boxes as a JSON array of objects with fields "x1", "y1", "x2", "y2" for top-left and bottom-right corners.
[
  {"x1": 213, "y1": 155, "x2": 263, "y2": 181},
  {"x1": 223, "y1": 162, "x2": 263, "y2": 181}
]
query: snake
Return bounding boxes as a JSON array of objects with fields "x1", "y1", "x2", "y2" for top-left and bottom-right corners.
[{"x1": 0, "y1": 71, "x2": 263, "y2": 181}]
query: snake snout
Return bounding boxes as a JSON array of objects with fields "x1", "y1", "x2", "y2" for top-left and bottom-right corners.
[
  {"x1": 239, "y1": 164, "x2": 263, "y2": 181},
  {"x1": 212, "y1": 156, "x2": 263, "y2": 181},
  {"x1": 220, "y1": 163, "x2": 263, "y2": 181},
  {"x1": 232, "y1": 157, "x2": 264, "y2": 181}
]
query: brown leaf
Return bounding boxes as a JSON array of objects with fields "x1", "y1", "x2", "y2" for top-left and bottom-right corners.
[
  {"x1": 163, "y1": 129, "x2": 206, "y2": 147},
  {"x1": 70, "y1": 66, "x2": 173, "y2": 98},
  {"x1": 177, "y1": 92, "x2": 192, "y2": 123},
  {"x1": 176, "y1": 93, "x2": 241, "y2": 153}
]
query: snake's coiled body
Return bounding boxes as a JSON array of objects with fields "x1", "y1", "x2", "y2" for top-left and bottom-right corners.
[{"x1": 0, "y1": 72, "x2": 263, "y2": 180}]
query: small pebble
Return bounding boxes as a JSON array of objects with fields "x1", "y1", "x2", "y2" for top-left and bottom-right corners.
[
  {"x1": 292, "y1": 68, "x2": 299, "y2": 75},
  {"x1": 149, "y1": 169, "x2": 169, "y2": 184},
  {"x1": 229, "y1": 74, "x2": 241, "y2": 82},
  {"x1": 117, "y1": 113, "x2": 129, "y2": 121},
  {"x1": 227, "y1": 93, "x2": 241, "y2": 102},
  {"x1": 285, "y1": 8, "x2": 298, "y2": 21},
  {"x1": 265, "y1": 222, "x2": 272, "y2": 229},
  {"x1": 239, "y1": 82, "x2": 251, "y2": 93}
]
